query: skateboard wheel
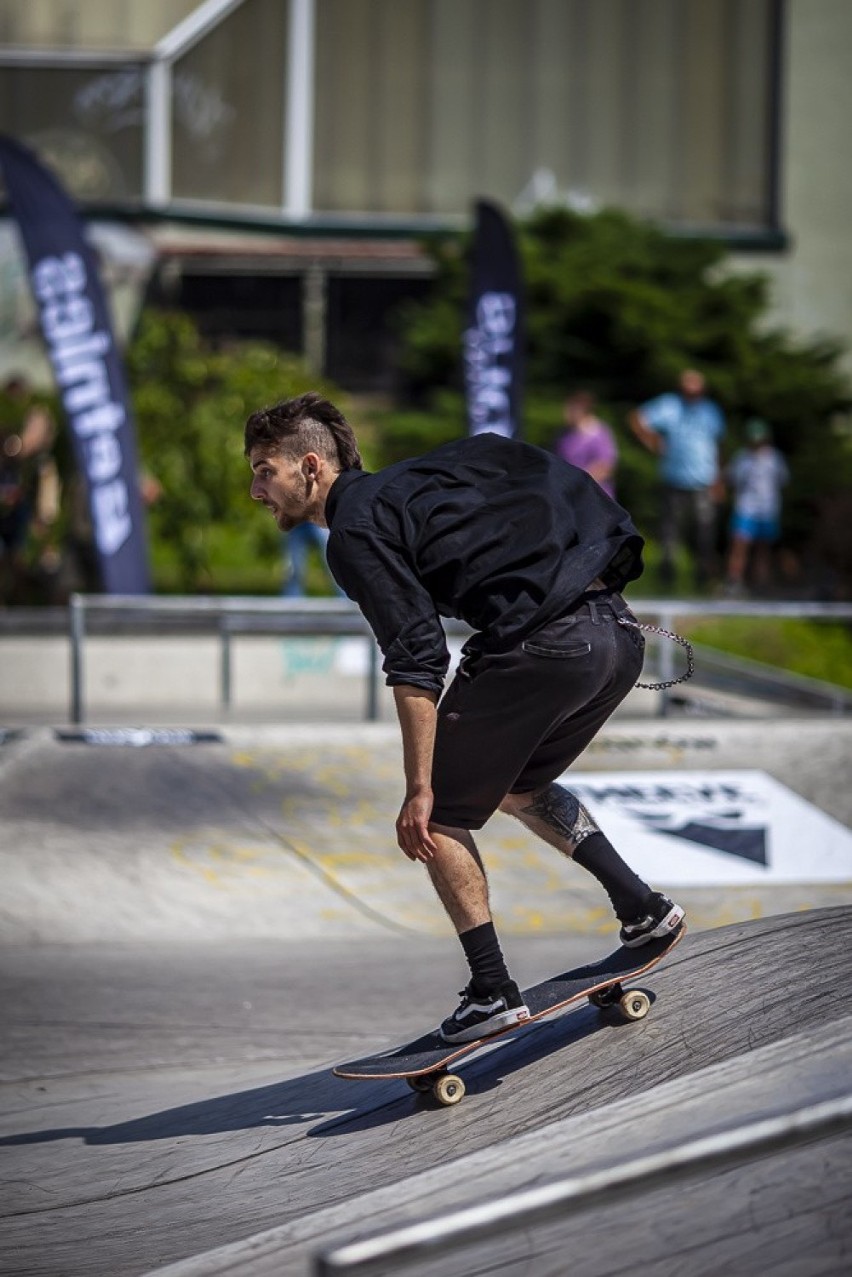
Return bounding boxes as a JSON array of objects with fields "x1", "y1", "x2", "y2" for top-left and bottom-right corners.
[
  {"x1": 619, "y1": 989, "x2": 651, "y2": 1021},
  {"x1": 433, "y1": 1073, "x2": 465, "y2": 1106},
  {"x1": 406, "y1": 1075, "x2": 434, "y2": 1094}
]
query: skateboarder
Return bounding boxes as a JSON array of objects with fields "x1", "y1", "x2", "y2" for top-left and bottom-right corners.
[{"x1": 246, "y1": 393, "x2": 684, "y2": 1044}]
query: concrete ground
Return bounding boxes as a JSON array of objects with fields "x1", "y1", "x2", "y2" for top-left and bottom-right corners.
[{"x1": 1, "y1": 717, "x2": 851, "y2": 1276}]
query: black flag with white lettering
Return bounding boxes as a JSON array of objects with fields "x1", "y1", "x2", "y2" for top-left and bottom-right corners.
[
  {"x1": 0, "y1": 134, "x2": 149, "y2": 592},
  {"x1": 463, "y1": 199, "x2": 525, "y2": 438}
]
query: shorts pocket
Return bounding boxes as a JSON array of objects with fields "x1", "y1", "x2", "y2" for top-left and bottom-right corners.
[{"x1": 522, "y1": 638, "x2": 592, "y2": 659}]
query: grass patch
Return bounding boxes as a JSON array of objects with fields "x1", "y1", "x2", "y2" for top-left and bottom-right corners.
[{"x1": 681, "y1": 618, "x2": 852, "y2": 690}]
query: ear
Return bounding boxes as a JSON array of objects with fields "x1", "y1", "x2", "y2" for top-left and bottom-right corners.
[{"x1": 302, "y1": 451, "x2": 322, "y2": 481}]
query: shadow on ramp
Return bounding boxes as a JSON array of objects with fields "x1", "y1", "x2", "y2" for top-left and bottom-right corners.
[
  {"x1": 308, "y1": 1005, "x2": 640, "y2": 1136},
  {"x1": 0, "y1": 1010, "x2": 630, "y2": 1149},
  {"x1": 0, "y1": 1067, "x2": 355, "y2": 1147}
]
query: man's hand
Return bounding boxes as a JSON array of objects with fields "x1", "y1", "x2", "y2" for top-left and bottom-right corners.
[{"x1": 396, "y1": 788, "x2": 438, "y2": 862}]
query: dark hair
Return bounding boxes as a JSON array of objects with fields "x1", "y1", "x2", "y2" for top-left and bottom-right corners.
[
  {"x1": 564, "y1": 390, "x2": 596, "y2": 411},
  {"x1": 244, "y1": 392, "x2": 362, "y2": 471}
]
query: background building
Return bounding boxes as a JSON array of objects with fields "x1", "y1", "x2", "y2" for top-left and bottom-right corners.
[{"x1": 1, "y1": 0, "x2": 851, "y2": 391}]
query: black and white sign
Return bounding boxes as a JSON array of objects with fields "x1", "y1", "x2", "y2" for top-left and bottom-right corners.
[{"x1": 560, "y1": 770, "x2": 852, "y2": 885}]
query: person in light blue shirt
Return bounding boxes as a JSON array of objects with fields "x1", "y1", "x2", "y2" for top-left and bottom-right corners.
[
  {"x1": 280, "y1": 522, "x2": 343, "y2": 597},
  {"x1": 629, "y1": 369, "x2": 725, "y2": 588}
]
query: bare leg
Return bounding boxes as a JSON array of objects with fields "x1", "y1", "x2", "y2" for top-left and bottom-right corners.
[
  {"x1": 426, "y1": 823, "x2": 492, "y2": 934},
  {"x1": 499, "y1": 783, "x2": 597, "y2": 857},
  {"x1": 500, "y1": 781, "x2": 651, "y2": 918},
  {"x1": 427, "y1": 824, "x2": 517, "y2": 1001},
  {"x1": 726, "y1": 533, "x2": 751, "y2": 587},
  {"x1": 752, "y1": 540, "x2": 772, "y2": 590}
]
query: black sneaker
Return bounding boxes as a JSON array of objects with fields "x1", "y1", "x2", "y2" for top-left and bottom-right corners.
[
  {"x1": 619, "y1": 893, "x2": 685, "y2": 948},
  {"x1": 439, "y1": 979, "x2": 531, "y2": 1044}
]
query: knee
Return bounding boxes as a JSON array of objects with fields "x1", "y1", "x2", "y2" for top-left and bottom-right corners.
[{"x1": 499, "y1": 788, "x2": 538, "y2": 817}]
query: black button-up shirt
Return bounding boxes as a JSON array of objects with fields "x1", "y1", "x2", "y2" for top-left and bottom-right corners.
[{"x1": 325, "y1": 434, "x2": 643, "y2": 695}]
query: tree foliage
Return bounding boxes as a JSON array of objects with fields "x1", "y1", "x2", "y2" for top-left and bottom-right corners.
[
  {"x1": 385, "y1": 206, "x2": 852, "y2": 590},
  {"x1": 126, "y1": 311, "x2": 340, "y2": 592}
]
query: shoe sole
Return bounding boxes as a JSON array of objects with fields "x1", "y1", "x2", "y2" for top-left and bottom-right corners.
[
  {"x1": 439, "y1": 1003, "x2": 531, "y2": 1045},
  {"x1": 621, "y1": 904, "x2": 685, "y2": 949}
]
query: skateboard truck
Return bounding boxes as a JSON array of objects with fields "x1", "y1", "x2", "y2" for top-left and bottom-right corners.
[{"x1": 588, "y1": 981, "x2": 652, "y2": 1020}]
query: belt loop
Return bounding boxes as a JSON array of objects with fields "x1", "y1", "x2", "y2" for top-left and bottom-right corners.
[{"x1": 587, "y1": 599, "x2": 599, "y2": 625}]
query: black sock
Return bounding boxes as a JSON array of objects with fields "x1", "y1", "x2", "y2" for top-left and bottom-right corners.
[
  {"x1": 572, "y1": 833, "x2": 651, "y2": 920},
  {"x1": 459, "y1": 922, "x2": 510, "y2": 994}
]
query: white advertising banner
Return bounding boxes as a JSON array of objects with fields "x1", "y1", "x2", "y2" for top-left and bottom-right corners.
[{"x1": 559, "y1": 770, "x2": 852, "y2": 886}]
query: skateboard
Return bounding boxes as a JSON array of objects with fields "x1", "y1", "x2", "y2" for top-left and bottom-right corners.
[{"x1": 334, "y1": 925, "x2": 684, "y2": 1106}]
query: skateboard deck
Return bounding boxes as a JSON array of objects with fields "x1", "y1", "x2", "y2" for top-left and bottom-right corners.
[{"x1": 334, "y1": 925, "x2": 684, "y2": 1105}]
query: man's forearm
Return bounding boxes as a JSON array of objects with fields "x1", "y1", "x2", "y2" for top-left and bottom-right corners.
[
  {"x1": 628, "y1": 410, "x2": 660, "y2": 454},
  {"x1": 393, "y1": 684, "x2": 438, "y2": 795}
]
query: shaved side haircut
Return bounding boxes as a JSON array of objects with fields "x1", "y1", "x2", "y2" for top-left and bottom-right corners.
[{"x1": 244, "y1": 392, "x2": 363, "y2": 471}]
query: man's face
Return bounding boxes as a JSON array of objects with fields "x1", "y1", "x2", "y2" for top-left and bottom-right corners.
[
  {"x1": 679, "y1": 370, "x2": 705, "y2": 400},
  {"x1": 249, "y1": 447, "x2": 313, "y2": 532}
]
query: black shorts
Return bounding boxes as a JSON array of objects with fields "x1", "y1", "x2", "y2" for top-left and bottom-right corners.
[{"x1": 430, "y1": 593, "x2": 644, "y2": 830}]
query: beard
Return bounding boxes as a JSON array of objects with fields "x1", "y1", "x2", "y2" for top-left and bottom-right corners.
[{"x1": 277, "y1": 509, "x2": 309, "y2": 532}]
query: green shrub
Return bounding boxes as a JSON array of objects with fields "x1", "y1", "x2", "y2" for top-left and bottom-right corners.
[
  {"x1": 127, "y1": 311, "x2": 345, "y2": 594},
  {"x1": 684, "y1": 618, "x2": 852, "y2": 690}
]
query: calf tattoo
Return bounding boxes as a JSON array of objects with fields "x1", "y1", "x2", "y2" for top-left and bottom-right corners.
[{"x1": 520, "y1": 783, "x2": 599, "y2": 851}]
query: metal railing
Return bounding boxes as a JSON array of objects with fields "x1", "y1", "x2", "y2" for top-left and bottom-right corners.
[
  {"x1": 313, "y1": 1093, "x2": 852, "y2": 1275},
  {"x1": 66, "y1": 593, "x2": 396, "y2": 724},
  {"x1": 58, "y1": 594, "x2": 852, "y2": 724},
  {"x1": 635, "y1": 599, "x2": 852, "y2": 715}
]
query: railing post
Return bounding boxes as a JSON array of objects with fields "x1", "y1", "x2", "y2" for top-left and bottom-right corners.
[
  {"x1": 220, "y1": 617, "x2": 232, "y2": 712},
  {"x1": 68, "y1": 594, "x2": 86, "y2": 725},
  {"x1": 658, "y1": 606, "x2": 675, "y2": 718},
  {"x1": 366, "y1": 637, "x2": 379, "y2": 721}
]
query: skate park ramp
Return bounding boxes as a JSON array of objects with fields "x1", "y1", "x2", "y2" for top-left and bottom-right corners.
[
  {"x1": 1, "y1": 720, "x2": 852, "y2": 1276},
  {"x1": 3, "y1": 717, "x2": 852, "y2": 944}
]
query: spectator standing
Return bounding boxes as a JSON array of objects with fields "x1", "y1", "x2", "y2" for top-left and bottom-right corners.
[
  {"x1": 553, "y1": 392, "x2": 618, "y2": 499},
  {"x1": 0, "y1": 377, "x2": 57, "y2": 604},
  {"x1": 628, "y1": 369, "x2": 725, "y2": 589},
  {"x1": 281, "y1": 523, "x2": 344, "y2": 597},
  {"x1": 723, "y1": 418, "x2": 789, "y2": 595}
]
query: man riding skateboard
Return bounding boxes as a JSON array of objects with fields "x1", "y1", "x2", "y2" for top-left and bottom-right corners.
[{"x1": 245, "y1": 393, "x2": 684, "y2": 1045}]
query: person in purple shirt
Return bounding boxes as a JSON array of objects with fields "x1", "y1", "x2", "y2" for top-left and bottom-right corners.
[{"x1": 553, "y1": 392, "x2": 618, "y2": 499}]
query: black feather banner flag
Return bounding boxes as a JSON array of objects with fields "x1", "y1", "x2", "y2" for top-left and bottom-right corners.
[
  {"x1": 0, "y1": 134, "x2": 150, "y2": 592},
  {"x1": 463, "y1": 199, "x2": 525, "y2": 438}
]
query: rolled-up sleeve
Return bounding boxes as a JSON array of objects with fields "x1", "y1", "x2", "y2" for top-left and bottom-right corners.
[{"x1": 327, "y1": 528, "x2": 449, "y2": 695}]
